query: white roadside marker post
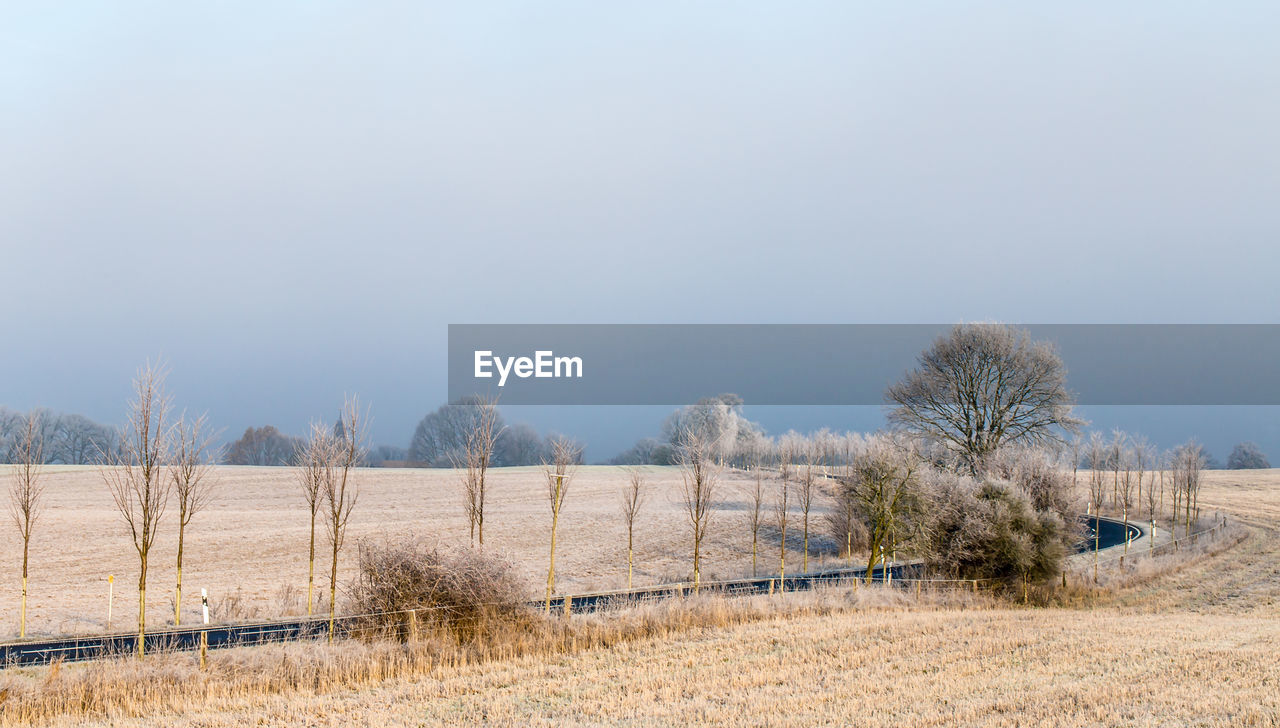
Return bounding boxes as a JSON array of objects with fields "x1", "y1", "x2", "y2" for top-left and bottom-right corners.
[
  {"x1": 200, "y1": 588, "x2": 210, "y2": 669},
  {"x1": 107, "y1": 574, "x2": 114, "y2": 632}
]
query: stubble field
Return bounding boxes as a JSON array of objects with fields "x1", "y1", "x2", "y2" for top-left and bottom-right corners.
[
  {"x1": 0, "y1": 464, "x2": 812, "y2": 637},
  {"x1": 2, "y1": 467, "x2": 1277, "y2": 727}
]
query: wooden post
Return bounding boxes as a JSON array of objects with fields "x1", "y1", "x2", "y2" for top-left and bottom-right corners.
[
  {"x1": 768, "y1": 579, "x2": 774, "y2": 595},
  {"x1": 972, "y1": 579, "x2": 977, "y2": 594},
  {"x1": 199, "y1": 588, "x2": 210, "y2": 670},
  {"x1": 563, "y1": 595, "x2": 572, "y2": 617},
  {"x1": 408, "y1": 609, "x2": 418, "y2": 642}
]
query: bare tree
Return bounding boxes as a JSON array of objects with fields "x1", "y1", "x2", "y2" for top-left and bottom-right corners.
[
  {"x1": 455, "y1": 396, "x2": 502, "y2": 547},
  {"x1": 886, "y1": 323, "x2": 1083, "y2": 473},
  {"x1": 1117, "y1": 440, "x2": 1134, "y2": 554},
  {"x1": 324, "y1": 396, "x2": 367, "y2": 639},
  {"x1": 171, "y1": 414, "x2": 216, "y2": 626},
  {"x1": 1085, "y1": 432, "x2": 1108, "y2": 515},
  {"x1": 798, "y1": 442, "x2": 818, "y2": 573},
  {"x1": 677, "y1": 429, "x2": 721, "y2": 592},
  {"x1": 8, "y1": 411, "x2": 45, "y2": 637},
  {"x1": 1109, "y1": 430, "x2": 1125, "y2": 509},
  {"x1": 839, "y1": 435, "x2": 922, "y2": 585},
  {"x1": 1173, "y1": 441, "x2": 1204, "y2": 537},
  {"x1": 295, "y1": 423, "x2": 334, "y2": 616},
  {"x1": 100, "y1": 362, "x2": 174, "y2": 656},
  {"x1": 543, "y1": 436, "x2": 580, "y2": 612},
  {"x1": 620, "y1": 468, "x2": 646, "y2": 589},
  {"x1": 746, "y1": 463, "x2": 765, "y2": 577},
  {"x1": 773, "y1": 445, "x2": 792, "y2": 586}
]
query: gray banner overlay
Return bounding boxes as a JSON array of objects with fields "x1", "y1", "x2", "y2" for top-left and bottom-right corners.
[{"x1": 448, "y1": 325, "x2": 1280, "y2": 405}]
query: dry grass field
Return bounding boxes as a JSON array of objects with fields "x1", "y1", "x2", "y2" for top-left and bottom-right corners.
[
  {"x1": 1, "y1": 466, "x2": 1277, "y2": 726},
  {"x1": 0, "y1": 464, "x2": 828, "y2": 636}
]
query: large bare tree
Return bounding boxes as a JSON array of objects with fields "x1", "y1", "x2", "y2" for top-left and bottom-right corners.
[
  {"x1": 100, "y1": 362, "x2": 174, "y2": 656},
  {"x1": 8, "y1": 411, "x2": 46, "y2": 637},
  {"x1": 171, "y1": 414, "x2": 217, "y2": 626},
  {"x1": 677, "y1": 429, "x2": 721, "y2": 592},
  {"x1": 620, "y1": 467, "x2": 646, "y2": 589},
  {"x1": 543, "y1": 436, "x2": 580, "y2": 612},
  {"x1": 886, "y1": 323, "x2": 1083, "y2": 473}
]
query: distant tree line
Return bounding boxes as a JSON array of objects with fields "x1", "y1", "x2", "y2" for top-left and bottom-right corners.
[
  {"x1": 0, "y1": 407, "x2": 120, "y2": 464},
  {"x1": 407, "y1": 396, "x2": 558, "y2": 467}
]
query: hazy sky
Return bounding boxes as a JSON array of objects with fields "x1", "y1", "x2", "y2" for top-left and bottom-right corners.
[{"x1": 3, "y1": 3, "x2": 1278, "y2": 459}]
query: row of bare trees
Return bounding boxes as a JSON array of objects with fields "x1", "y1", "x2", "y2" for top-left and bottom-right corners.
[
  {"x1": 22, "y1": 362, "x2": 370, "y2": 656},
  {"x1": 294, "y1": 398, "x2": 367, "y2": 637},
  {"x1": 1081, "y1": 430, "x2": 1207, "y2": 541},
  {"x1": 91, "y1": 364, "x2": 220, "y2": 654}
]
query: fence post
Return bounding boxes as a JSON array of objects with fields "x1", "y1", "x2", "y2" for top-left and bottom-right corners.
[
  {"x1": 408, "y1": 609, "x2": 418, "y2": 642},
  {"x1": 768, "y1": 579, "x2": 774, "y2": 595},
  {"x1": 200, "y1": 588, "x2": 210, "y2": 670},
  {"x1": 972, "y1": 579, "x2": 977, "y2": 594},
  {"x1": 563, "y1": 595, "x2": 572, "y2": 617}
]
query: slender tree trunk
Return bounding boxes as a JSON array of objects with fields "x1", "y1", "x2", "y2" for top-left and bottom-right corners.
[
  {"x1": 478, "y1": 460, "x2": 486, "y2": 548},
  {"x1": 751, "y1": 530, "x2": 757, "y2": 577},
  {"x1": 328, "y1": 535, "x2": 339, "y2": 642},
  {"x1": 545, "y1": 511, "x2": 559, "y2": 613},
  {"x1": 137, "y1": 559, "x2": 147, "y2": 657},
  {"x1": 778, "y1": 524, "x2": 786, "y2": 591},
  {"x1": 627, "y1": 527, "x2": 634, "y2": 589},
  {"x1": 693, "y1": 537, "x2": 700, "y2": 592},
  {"x1": 20, "y1": 540, "x2": 29, "y2": 638},
  {"x1": 175, "y1": 524, "x2": 185, "y2": 626},
  {"x1": 307, "y1": 509, "x2": 317, "y2": 616},
  {"x1": 802, "y1": 516, "x2": 809, "y2": 573}
]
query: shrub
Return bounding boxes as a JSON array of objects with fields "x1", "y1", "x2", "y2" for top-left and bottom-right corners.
[
  {"x1": 925, "y1": 476, "x2": 1070, "y2": 585},
  {"x1": 348, "y1": 536, "x2": 530, "y2": 641},
  {"x1": 1226, "y1": 441, "x2": 1270, "y2": 470}
]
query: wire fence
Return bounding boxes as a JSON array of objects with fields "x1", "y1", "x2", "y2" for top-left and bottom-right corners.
[{"x1": 1077, "y1": 513, "x2": 1231, "y2": 579}]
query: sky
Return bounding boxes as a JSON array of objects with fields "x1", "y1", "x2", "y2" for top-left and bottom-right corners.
[{"x1": 2, "y1": 3, "x2": 1279, "y2": 460}]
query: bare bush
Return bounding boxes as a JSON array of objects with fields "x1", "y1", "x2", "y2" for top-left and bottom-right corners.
[
  {"x1": 349, "y1": 536, "x2": 529, "y2": 641},
  {"x1": 925, "y1": 475, "x2": 1070, "y2": 591}
]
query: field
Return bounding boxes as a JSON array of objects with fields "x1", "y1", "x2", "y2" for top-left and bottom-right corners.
[
  {"x1": 1, "y1": 466, "x2": 1277, "y2": 726},
  {"x1": 0, "y1": 464, "x2": 820, "y2": 636}
]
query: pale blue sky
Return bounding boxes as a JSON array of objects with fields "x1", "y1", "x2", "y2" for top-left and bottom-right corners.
[{"x1": 3, "y1": 3, "x2": 1278, "y2": 458}]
